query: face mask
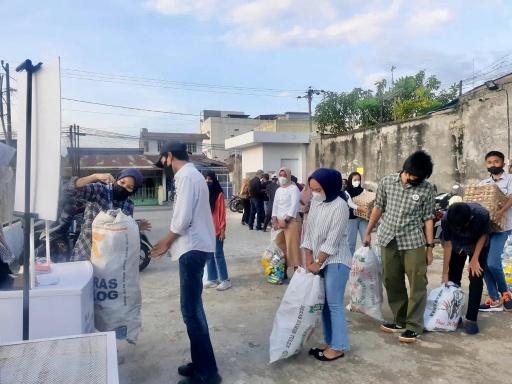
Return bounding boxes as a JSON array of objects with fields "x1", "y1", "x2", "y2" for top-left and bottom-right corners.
[
  {"x1": 112, "y1": 183, "x2": 131, "y2": 201},
  {"x1": 407, "y1": 178, "x2": 422, "y2": 187},
  {"x1": 352, "y1": 181, "x2": 361, "y2": 188},
  {"x1": 278, "y1": 177, "x2": 288, "y2": 186},
  {"x1": 312, "y1": 192, "x2": 325, "y2": 202},
  {"x1": 488, "y1": 166, "x2": 504, "y2": 175}
]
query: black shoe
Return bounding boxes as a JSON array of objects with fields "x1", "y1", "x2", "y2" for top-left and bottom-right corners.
[
  {"x1": 248, "y1": 226, "x2": 254, "y2": 230},
  {"x1": 256, "y1": 227, "x2": 262, "y2": 231},
  {"x1": 177, "y1": 372, "x2": 222, "y2": 384},
  {"x1": 399, "y1": 330, "x2": 419, "y2": 343},
  {"x1": 380, "y1": 323, "x2": 404, "y2": 333},
  {"x1": 178, "y1": 363, "x2": 195, "y2": 377}
]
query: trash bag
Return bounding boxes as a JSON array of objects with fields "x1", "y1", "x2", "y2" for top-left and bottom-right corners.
[
  {"x1": 269, "y1": 267, "x2": 325, "y2": 363},
  {"x1": 91, "y1": 209, "x2": 142, "y2": 343},
  {"x1": 347, "y1": 246, "x2": 384, "y2": 321},
  {"x1": 424, "y1": 282, "x2": 465, "y2": 332},
  {"x1": 261, "y1": 229, "x2": 286, "y2": 285}
]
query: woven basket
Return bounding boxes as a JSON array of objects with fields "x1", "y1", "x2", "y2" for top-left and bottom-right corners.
[
  {"x1": 463, "y1": 184, "x2": 507, "y2": 231},
  {"x1": 352, "y1": 191, "x2": 376, "y2": 220}
]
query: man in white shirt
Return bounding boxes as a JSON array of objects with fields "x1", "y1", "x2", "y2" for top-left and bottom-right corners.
[
  {"x1": 151, "y1": 142, "x2": 221, "y2": 384},
  {"x1": 478, "y1": 151, "x2": 512, "y2": 312}
]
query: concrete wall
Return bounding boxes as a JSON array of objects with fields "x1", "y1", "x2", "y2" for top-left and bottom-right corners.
[
  {"x1": 256, "y1": 119, "x2": 314, "y2": 133},
  {"x1": 241, "y1": 145, "x2": 264, "y2": 177},
  {"x1": 308, "y1": 75, "x2": 512, "y2": 192}
]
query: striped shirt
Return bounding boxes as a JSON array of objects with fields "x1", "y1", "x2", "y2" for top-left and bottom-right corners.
[{"x1": 301, "y1": 196, "x2": 352, "y2": 268}]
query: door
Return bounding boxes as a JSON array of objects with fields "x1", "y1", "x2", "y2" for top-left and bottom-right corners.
[{"x1": 280, "y1": 159, "x2": 299, "y2": 178}]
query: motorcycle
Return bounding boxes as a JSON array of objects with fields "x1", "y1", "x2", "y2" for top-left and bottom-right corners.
[
  {"x1": 228, "y1": 195, "x2": 244, "y2": 213},
  {"x1": 35, "y1": 194, "x2": 153, "y2": 271},
  {"x1": 434, "y1": 184, "x2": 463, "y2": 242}
]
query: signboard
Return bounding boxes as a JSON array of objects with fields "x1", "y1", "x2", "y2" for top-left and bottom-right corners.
[
  {"x1": 356, "y1": 167, "x2": 364, "y2": 175},
  {"x1": 14, "y1": 58, "x2": 61, "y2": 221}
]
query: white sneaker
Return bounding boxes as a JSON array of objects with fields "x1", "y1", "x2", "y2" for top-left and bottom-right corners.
[
  {"x1": 204, "y1": 281, "x2": 218, "y2": 289},
  {"x1": 216, "y1": 280, "x2": 232, "y2": 291}
]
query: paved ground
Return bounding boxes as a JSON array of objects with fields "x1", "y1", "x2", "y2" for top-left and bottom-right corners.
[{"x1": 118, "y1": 207, "x2": 512, "y2": 384}]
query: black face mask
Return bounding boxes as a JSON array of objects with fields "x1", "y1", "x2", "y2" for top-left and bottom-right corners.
[
  {"x1": 112, "y1": 184, "x2": 131, "y2": 201},
  {"x1": 487, "y1": 166, "x2": 504, "y2": 175},
  {"x1": 408, "y1": 178, "x2": 422, "y2": 187}
]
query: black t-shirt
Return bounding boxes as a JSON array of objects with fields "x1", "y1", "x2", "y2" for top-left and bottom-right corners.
[
  {"x1": 441, "y1": 203, "x2": 491, "y2": 247},
  {"x1": 346, "y1": 186, "x2": 364, "y2": 220}
]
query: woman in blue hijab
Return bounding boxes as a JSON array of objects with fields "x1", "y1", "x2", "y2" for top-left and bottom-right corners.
[{"x1": 301, "y1": 168, "x2": 353, "y2": 362}]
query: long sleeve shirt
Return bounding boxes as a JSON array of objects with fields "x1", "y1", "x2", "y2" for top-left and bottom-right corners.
[
  {"x1": 301, "y1": 196, "x2": 352, "y2": 268},
  {"x1": 272, "y1": 184, "x2": 301, "y2": 219},
  {"x1": 170, "y1": 163, "x2": 215, "y2": 260},
  {"x1": 212, "y1": 192, "x2": 226, "y2": 237}
]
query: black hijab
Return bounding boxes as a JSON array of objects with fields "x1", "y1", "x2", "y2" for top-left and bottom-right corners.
[
  {"x1": 346, "y1": 171, "x2": 364, "y2": 198},
  {"x1": 308, "y1": 168, "x2": 347, "y2": 203},
  {"x1": 205, "y1": 171, "x2": 224, "y2": 212}
]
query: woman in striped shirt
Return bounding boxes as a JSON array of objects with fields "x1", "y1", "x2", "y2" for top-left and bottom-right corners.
[{"x1": 302, "y1": 168, "x2": 352, "y2": 362}]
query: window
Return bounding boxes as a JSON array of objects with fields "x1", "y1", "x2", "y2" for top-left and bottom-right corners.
[
  {"x1": 186, "y1": 143, "x2": 197, "y2": 153},
  {"x1": 144, "y1": 141, "x2": 149, "y2": 153},
  {"x1": 158, "y1": 141, "x2": 163, "y2": 152}
]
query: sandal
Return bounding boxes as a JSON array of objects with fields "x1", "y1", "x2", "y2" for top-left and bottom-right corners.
[
  {"x1": 313, "y1": 350, "x2": 344, "y2": 362},
  {"x1": 308, "y1": 347, "x2": 326, "y2": 356}
]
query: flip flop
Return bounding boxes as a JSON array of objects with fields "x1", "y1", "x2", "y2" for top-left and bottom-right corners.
[{"x1": 313, "y1": 350, "x2": 345, "y2": 362}]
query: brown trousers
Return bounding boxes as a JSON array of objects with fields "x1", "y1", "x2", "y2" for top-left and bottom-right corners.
[{"x1": 275, "y1": 219, "x2": 302, "y2": 268}]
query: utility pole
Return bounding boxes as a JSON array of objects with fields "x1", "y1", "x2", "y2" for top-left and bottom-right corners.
[
  {"x1": 68, "y1": 124, "x2": 84, "y2": 176},
  {"x1": 1, "y1": 61, "x2": 13, "y2": 146},
  {"x1": 297, "y1": 86, "x2": 324, "y2": 132},
  {"x1": 391, "y1": 65, "x2": 396, "y2": 85},
  {"x1": 458, "y1": 80, "x2": 463, "y2": 97}
]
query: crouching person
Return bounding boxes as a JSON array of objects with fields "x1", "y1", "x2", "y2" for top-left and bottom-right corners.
[{"x1": 441, "y1": 202, "x2": 491, "y2": 335}]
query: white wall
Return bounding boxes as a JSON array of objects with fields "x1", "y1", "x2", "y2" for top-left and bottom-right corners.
[
  {"x1": 241, "y1": 145, "x2": 264, "y2": 178},
  {"x1": 262, "y1": 144, "x2": 307, "y2": 182}
]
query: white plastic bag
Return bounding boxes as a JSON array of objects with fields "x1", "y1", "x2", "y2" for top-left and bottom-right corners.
[
  {"x1": 347, "y1": 246, "x2": 384, "y2": 321},
  {"x1": 424, "y1": 282, "x2": 465, "y2": 332},
  {"x1": 91, "y1": 209, "x2": 142, "y2": 343},
  {"x1": 269, "y1": 267, "x2": 325, "y2": 363}
]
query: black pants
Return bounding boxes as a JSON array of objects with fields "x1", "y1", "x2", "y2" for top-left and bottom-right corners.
[
  {"x1": 241, "y1": 198, "x2": 251, "y2": 224},
  {"x1": 249, "y1": 198, "x2": 265, "y2": 229},
  {"x1": 264, "y1": 200, "x2": 273, "y2": 229},
  {"x1": 448, "y1": 244, "x2": 488, "y2": 322}
]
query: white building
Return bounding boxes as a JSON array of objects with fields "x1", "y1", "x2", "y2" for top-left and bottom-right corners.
[
  {"x1": 200, "y1": 110, "x2": 262, "y2": 160},
  {"x1": 225, "y1": 118, "x2": 313, "y2": 183},
  {"x1": 139, "y1": 128, "x2": 208, "y2": 155}
]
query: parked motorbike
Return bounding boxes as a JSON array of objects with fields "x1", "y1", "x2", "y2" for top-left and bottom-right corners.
[
  {"x1": 35, "y1": 194, "x2": 152, "y2": 271},
  {"x1": 228, "y1": 195, "x2": 244, "y2": 213},
  {"x1": 434, "y1": 184, "x2": 463, "y2": 242}
]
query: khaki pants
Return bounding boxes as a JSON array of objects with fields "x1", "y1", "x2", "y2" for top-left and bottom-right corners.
[
  {"x1": 381, "y1": 239, "x2": 428, "y2": 334},
  {"x1": 275, "y1": 219, "x2": 302, "y2": 268}
]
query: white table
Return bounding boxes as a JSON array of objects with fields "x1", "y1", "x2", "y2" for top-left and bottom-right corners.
[
  {"x1": 0, "y1": 332, "x2": 119, "y2": 384},
  {"x1": 0, "y1": 261, "x2": 94, "y2": 343}
]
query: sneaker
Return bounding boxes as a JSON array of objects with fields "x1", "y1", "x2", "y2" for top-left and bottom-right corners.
[
  {"x1": 399, "y1": 330, "x2": 419, "y2": 343},
  {"x1": 380, "y1": 323, "x2": 404, "y2": 333},
  {"x1": 479, "y1": 297, "x2": 504, "y2": 312},
  {"x1": 502, "y1": 292, "x2": 512, "y2": 312},
  {"x1": 216, "y1": 280, "x2": 232, "y2": 291},
  {"x1": 204, "y1": 281, "x2": 218, "y2": 289},
  {"x1": 463, "y1": 320, "x2": 479, "y2": 335}
]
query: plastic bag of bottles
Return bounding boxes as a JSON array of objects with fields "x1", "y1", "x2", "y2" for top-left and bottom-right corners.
[{"x1": 261, "y1": 230, "x2": 286, "y2": 285}]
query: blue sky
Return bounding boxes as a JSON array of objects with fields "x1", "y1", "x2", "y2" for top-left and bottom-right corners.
[{"x1": 3, "y1": 0, "x2": 512, "y2": 147}]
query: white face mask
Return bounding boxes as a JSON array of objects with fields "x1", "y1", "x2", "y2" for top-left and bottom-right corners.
[
  {"x1": 312, "y1": 191, "x2": 325, "y2": 202},
  {"x1": 352, "y1": 180, "x2": 361, "y2": 188},
  {"x1": 278, "y1": 177, "x2": 288, "y2": 186}
]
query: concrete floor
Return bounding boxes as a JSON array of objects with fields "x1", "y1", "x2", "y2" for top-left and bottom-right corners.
[{"x1": 119, "y1": 207, "x2": 512, "y2": 384}]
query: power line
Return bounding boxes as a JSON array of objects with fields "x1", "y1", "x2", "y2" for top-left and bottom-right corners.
[
  {"x1": 62, "y1": 108, "x2": 198, "y2": 121},
  {"x1": 62, "y1": 67, "x2": 303, "y2": 93}
]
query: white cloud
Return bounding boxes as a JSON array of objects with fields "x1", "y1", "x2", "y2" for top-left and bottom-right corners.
[
  {"x1": 144, "y1": 0, "x2": 222, "y2": 18},
  {"x1": 408, "y1": 8, "x2": 452, "y2": 32}
]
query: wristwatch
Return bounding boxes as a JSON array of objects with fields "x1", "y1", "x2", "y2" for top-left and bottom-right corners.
[{"x1": 426, "y1": 243, "x2": 435, "y2": 248}]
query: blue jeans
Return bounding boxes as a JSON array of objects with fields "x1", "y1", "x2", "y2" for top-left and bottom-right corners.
[
  {"x1": 179, "y1": 251, "x2": 218, "y2": 377},
  {"x1": 322, "y1": 263, "x2": 351, "y2": 352},
  {"x1": 347, "y1": 218, "x2": 368, "y2": 255},
  {"x1": 249, "y1": 198, "x2": 265, "y2": 229},
  {"x1": 484, "y1": 231, "x2": 511, "y2": 300},
  {"x1": 206, "y1": 238, "x2": 229, "y2": 282}
]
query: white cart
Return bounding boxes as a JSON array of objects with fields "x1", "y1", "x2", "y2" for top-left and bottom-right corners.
[{"x1": 0, "y1": 261, "x2": 94, "y2": 343}]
